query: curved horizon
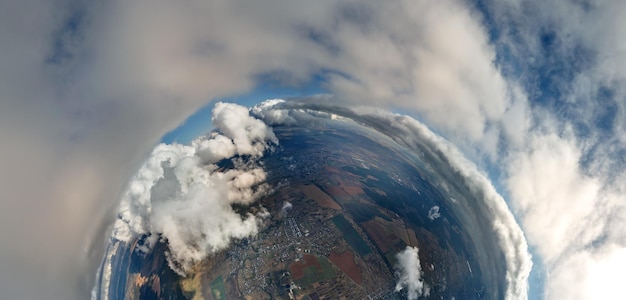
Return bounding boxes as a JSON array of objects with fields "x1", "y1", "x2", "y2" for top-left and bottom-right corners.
[{"x1": 1, "y1": 0, "x2": 625, "y2": 299}]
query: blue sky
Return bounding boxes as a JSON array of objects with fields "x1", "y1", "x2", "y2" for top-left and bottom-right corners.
[{"x1": 161, "y1": 76, "x2": 326, "y2": 144}]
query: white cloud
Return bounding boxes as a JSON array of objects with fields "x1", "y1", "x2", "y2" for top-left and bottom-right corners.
[
  {"x1": 479, "y1": 1, "x2": 626, "y2": 298},
  {"x1": 395, "y1": 246, "x2": 429, "y2": 300},
  {"x1": 250, "y1": 99, "x2": 296, "y2": 125},
  {"x1": 196, "y1": 134, "x2": 236, "y2": 164},
  {"x1": 211, "y1": 102, "x2": 278, "y2": 157},
  {"x1": 3, "y1": 0, "x2": 625, "y2": 298},
  {"x1": 504, "y1": 131, "x2": 626, "y2": 299},
  {"x1": 281, "y1": 201, "x2": 293, "y2": 214},
  {"x1": 506, "y1": 134, "x2": 603, "y2": 262},
  {"x1": 109, "y1": 102, "x2": 276, "y2": 277},
  {"x1": 428, "y1": 206, "x2": 441, "y2": 220},
  {"x1": 547, "y1": 244, "x2": 626, "y2": 300},
  {"x1": 317, "y1": 0, "x2": 515, "y2": 147}
]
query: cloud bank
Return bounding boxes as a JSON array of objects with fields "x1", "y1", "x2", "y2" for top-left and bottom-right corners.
[
  {"x1": 1, "y1": 0, "x2": 625, "y2": 299},
  {"x1": 110, "y1": 102, "x2": 276, "y2": 277}
]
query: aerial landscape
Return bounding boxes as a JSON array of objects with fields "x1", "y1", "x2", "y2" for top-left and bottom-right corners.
[
  {"x1": 95, "y1": 105, "x2": 516, "y2": 299},
  {"x1": 1, "y1": 0, "x2": 625, "y2": 299}
]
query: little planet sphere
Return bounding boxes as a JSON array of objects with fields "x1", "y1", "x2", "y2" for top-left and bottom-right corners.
[{"x1": 95, "y1": 105, "x2": 510, "y2": 300}]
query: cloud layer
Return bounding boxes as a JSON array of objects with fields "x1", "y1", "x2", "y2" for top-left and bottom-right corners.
[
  {"x1": 110, "y1": 102, "x2": 276, "y2": 276},
  {"x1": 1, "y1": 0, "x2": 625, "y2": 299},
  {"x1": 476, "y1": 1, "x2": 626, "y2": 298}
]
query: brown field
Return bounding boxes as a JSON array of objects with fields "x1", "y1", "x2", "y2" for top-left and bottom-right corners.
[
  {"x1": 341, "y1": 184, "x2": 364, "y2": 195},
  {"x1": 363, "y1": 217, "x2": 420, "y2": 252},
  {"x1": 393, "y1": 226, "x2": 410, "y2": 247},
  {"x1": 244, "y1": 292, "x2": 270, "y2": 300},
  {"x1": 361, "y1": 220, "x2": 393, "y2": 254},
  {"x1": 371, "y1": 188, "x2": 387, "y2": 196},
  {"x1": 389, "y1": 221, "x2": 419, "y2": 248},
  {"x1": 328, "y1": 251, "x2": 362, "y2": 285},
  {"x1": 308, "y1": 293, "x2": 321, "y2": 300},
  {"x1": 301, "y1": 185, "x2": 341, "y2": 210},
  {"x1": 332, "y1": 175, "x2": 365, "y2": 196},
  {"x1": 150, "y1": 276, "x2": 161, "y2": 297},
  {"x1": 406, "y1": 228, "x2": 419, "y2": 247},
  {"x1": 289, "y1": 255, "x2": 321, "y2": 280},
  {"x1": 366, "y1": 175, "x2": 379, "y2": 181},
  {"x1": 325, "y1": 166, "x2": 341, "y2": 174},
  {"x1": 325, "y1": 186, "x2": 348, "y2": 198}
]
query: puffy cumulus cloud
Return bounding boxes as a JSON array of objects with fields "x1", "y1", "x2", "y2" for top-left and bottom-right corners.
[
  {"x1": 250, "y1": 99, "x2": 297, "y2": 126},
  {"x1": 196, "y1": 134, "x2": 237, "y2": 164},
  {"x1": 394, "y1": 246, "x2": 429, "y2": 300},
  {"x1": 110, "y1": 102, "x2": 275, "y2": 276},
  {"x1": 212, "y1": 102, "x2": 278, "y2": 157},
  {"x1": 195, "y1": 102, "x2": 279, "y2": 164}
]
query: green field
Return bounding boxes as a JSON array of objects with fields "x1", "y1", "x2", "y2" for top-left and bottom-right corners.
[
  {"x1": 210, "y1": 275, "x2": 227, "y2": 300},
  {"x1": 295, "y1": 257, "x2": 336, "y2": 287},
  {"x1": 332, "y1": 215, "x2": 372, "y2": 256}
]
